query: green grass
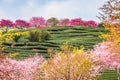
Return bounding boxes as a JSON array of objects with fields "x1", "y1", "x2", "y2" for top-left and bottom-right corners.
[{"x1": 2, "y1": 26, "x2": 118, "y2": 80}]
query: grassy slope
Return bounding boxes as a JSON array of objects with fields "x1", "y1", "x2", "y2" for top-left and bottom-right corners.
[{"x1": 2, "y1": 26, "x2": 118, "y2": 80}]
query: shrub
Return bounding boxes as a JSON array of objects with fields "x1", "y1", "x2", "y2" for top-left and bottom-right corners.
[
  {"x1": 28, "y1": 29, "x2": 40, "y2": 42},
  {"x1": 28, "y1": 29, "x2": 50, "y2": 42},
  {"x1": 2, "y1": 30, "x2": 27, "y2": 42},
  {"x1": 40, "y1": 30, "x2": 51, "y2": 42}
]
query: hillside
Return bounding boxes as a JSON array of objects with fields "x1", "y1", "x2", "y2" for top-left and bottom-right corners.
[
  {"x1": 2, "y1": 26, "x2": 106, "y2": 59},
  {"x1": 2, "y1": 26, "x2": 118, "y2": 80}
]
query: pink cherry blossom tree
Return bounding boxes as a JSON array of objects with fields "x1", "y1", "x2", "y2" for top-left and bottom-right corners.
[
  {"x1": 15, "y1": 19, "x2": 30, "y2": 29},
  {"x1": 0, "y1": 19, "x2": 14, "y2": 31},
  {"x1": 69, "y1": 18, "x2": 84, "y2": 26},
  {"x1": 84, "y1": 20, "x2": 98, "y2": 27},
  {"x1": 58, "y1": 18, "x2": 70, "y2": 26},
  {"x1": 0, "y1": 19, "x2": 13, "y2": 27},
  {"x1": 0, "y1": 55, "x2": 45, "y2": 80},
  {"x1": 29, "y1": 17, "x2": 46, "y2": 28},
  {"x1": 92, "y1": 42, "x2": 120, "y2": 79}
]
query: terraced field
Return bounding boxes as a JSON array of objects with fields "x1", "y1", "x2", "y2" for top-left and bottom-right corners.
[
  {"x1": 2, "y1": 26, "x2": 118, "y2": 80},
  {"x1": 3, "y1": 26, "x2": 106, "y2": 58}
]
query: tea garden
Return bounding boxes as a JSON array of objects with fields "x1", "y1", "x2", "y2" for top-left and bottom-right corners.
[{"x1": 0, "y1": 0, "x2": 120, "y2": 80}]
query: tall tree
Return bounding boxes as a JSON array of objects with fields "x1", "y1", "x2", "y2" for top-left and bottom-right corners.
[
  {"x1": 15, "y1": 19, "x2": 30, "y2": 29},
  {"x1": 98, "y1": 1, "x2": 120, "y2": 79},
  {"x1": 98, "y1": 0, "x2": 120, "y2": 23},
  {"x1": 0, "y1": 19, "x2": 14, "y2": 31},
  {"x1": 29, "y1": 17, "x2": 46, "y2": 28},
  {"x1": 98, "y1": 0, "x2": 120, "y2": 42},
  {"x1": 47, "y1": 17, "x2": 59, "y2": 27},
  {"x1": 58, "y1": 18, "x2": 70, "y2": 26},
  {"x1": 69, "y1": 18, "x2": 84, "y2": 26},
  {"x1": 0, "y1": 19, "x2": 13, "y2": 27}
]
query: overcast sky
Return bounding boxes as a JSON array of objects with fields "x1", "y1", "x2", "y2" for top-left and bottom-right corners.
[{"x1": 0, "y1": 0, "x2": 107, "y2": 22}]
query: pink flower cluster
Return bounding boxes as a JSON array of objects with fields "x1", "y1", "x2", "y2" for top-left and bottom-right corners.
[
  {"x1": 92, "y1": 42, "x2": 120, "y2": 69},
  {"x1": 0, "y1": 55, "x2": 45, "y2": 80}
]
